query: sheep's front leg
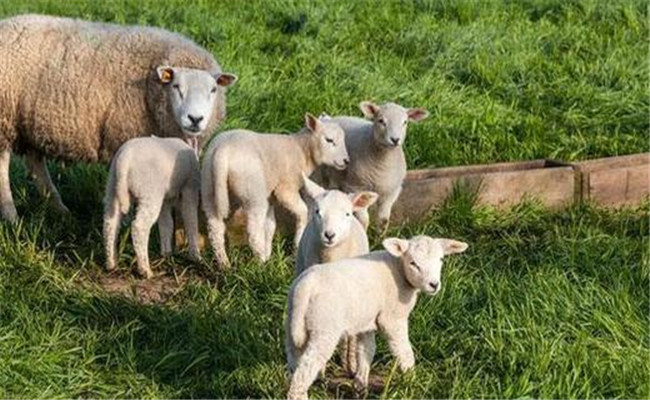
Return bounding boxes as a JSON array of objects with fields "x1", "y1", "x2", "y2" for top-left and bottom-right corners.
[
  {"x1": 181, "y1": 186, "x2": 201, "y2": 261},
  {"x1": 246, "y1": 200, "x2": 270, "y2": 262},
  {"x1": 275, "y1": 188, "x2": 308, "y2": 249},
  {"x1": 354, "y1": 331, "x2": 376, "y2": 389},
  {"x1": 157, "y1": 201, "x2": 174, "y2": 257},
  {"x1": 24, "y1": 150, "x2": 69, "y2": 213},
  {"x1": 263, "y1": 206, "x2": 276, "y2": 260},
  {"x1": 0, "y1": 149, "x2": 17, "y2": 221},
  {"x1": 132, "y1": 199, "x2": 163, "y2": 279},
  {"x1": 380, "y1": 319, "x2": 415, "y2": 371},
  {"x1": 375, "y1": 186, "x2": 402, "y2": 233},
  {"x1": 288, "y1": 335, "x2": 340, "y2": 400}
]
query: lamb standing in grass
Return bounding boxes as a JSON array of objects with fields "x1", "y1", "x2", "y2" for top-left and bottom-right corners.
[
  {"x1": 0, "y1": 14, "x2": 236, "y2": 221},
  {"x1": 202, "y1": 114, "x2": 349, "y2": 269},
  {"x1": 296, "y1": 176, "x2": 378, "y2": 376},
  {"x1": 103, "y1": 136, "x2": 201, "y2": 279},
  {"x1": 320, "y1": 102, "x2": 429, "y2": 230},
  {"x1": 285, "y1": 235, "x2": 468, "y2": 400}
]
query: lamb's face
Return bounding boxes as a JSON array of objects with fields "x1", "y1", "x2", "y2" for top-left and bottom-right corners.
[
  {"x1": 303, "y1": 177, "x2": 378, "y2": 247},
  {"x1": 304, "y1": 114, "x2": 349, "y2": 170},
  {"x1": 359, "y1": 101, "x2": 429, "y2": 148},
  {"x1": 383, "y1": 236, "x2": 468, "y2": 296},
  {"x1": 157, "y1": 66, "x2": 237, "y2": 136}
]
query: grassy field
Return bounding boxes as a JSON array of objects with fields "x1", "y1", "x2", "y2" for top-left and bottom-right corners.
[{"x1": 0, "y1": 0, "x2": 648, "y2": 398}]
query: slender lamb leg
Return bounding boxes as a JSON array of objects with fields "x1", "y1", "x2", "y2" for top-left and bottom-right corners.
[
  {"x1": 157, "y1": 201, "x2": 174, "y2": 257},
  {"x1": 181, "y1": 185, "x2": 201, "y2": 261},
  {"x1": 288, "y1": 335, "x2": 339, "y2": 400},
  {"x1": 354, "y1": 331, "x2": 376, "y2": 389},
  {"x1": 103, "y1": 197, "x2": 123, "y2": 271},
  {"x1": 381, "y1": 318, "x2": 415, "y2": 372},
  {"x1": 263, "y1": 206, "x2": 276, "y2": 260},
  {"x1": 131, "y1": 199, "x2": 163, "y2": 279},
  {"x1": 375, "y1": 186, "x2": 402, "y2": 233},
  {"x1": 246, "y1": 200, "x2": 270, "y2": 262},
  {"x1": 24, "y1": 150, "x2": 69, "y2": 213},
  {"x1": 0, "y1": 149, "x2": 17, "y2": 221}
]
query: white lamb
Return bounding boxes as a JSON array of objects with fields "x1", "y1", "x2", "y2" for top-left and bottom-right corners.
[
  {"x1": 320, "y1": 101, "x2": 429, "y2": 230},
  {"x1": 285, "y1": 235, "x2": 468, "y2": 400},
  {"x1": 103, "y1": 136, "x2": 201, "y2": 279},
  {"x1": 296, "y1": 176, "x2": 378, "y2": 376},
  {"x1": 201, "y1": 114, "x2": 349, "y2": 269}
]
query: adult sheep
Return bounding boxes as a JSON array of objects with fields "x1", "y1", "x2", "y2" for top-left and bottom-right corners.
[{"x1": 0, "y1": 14, "x2": 237, "y2": 221}]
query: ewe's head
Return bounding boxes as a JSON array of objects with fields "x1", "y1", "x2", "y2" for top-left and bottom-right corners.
[
  {"x1": 359, "y1": 101, "x2": 429, "y2": 148},
  {"x1": 157, "y1": 66, "x2": 237, "y2": 136},
  {"x1": 304, "y1": 113, "x2": 349, "y2": 170},
  {"x1": 383, "y1": 235, "x2": 468, "y2": 295},
  {"x1": 302, "y1": 176, "x2": 377, "y2": 247}
]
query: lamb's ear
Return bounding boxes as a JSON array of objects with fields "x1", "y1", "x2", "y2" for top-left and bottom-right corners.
[
  {"x1": 215, "y1": 72, "x2": 238, "y2": 87},
  {"x1": 350, "y1": 191, "x2": 379, "y2": 211},
  {"x1": 156, "y1": 66, "x2": 175, "y2": 84},
  {"x1": 305, "y1": 113, "x2": 322, "y2": 134},
  {"x1": 359, "y1": 101, "x2": 379, "y2": 119},
  {"x1": 407, "y1": 108, "x2": 429, "y2": 122},
  {"x1": 302, "y1": 174, "x2": 326, "y2": 200},
  {"x1": 383, "y1": 237, "x2": 409, "y2": 257},
  {"x1": 439, "y1": 239, "x2": 468, "y2": 255}
]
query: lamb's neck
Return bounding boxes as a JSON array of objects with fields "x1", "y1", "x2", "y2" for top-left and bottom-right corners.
[
  {"x1": 369, "y1": 135, "x2": 401, "y2": 164},
  {"x1": 293, "y1": 132, "x2": 317, "y2": 175},
  {"x1": 386, "y1": 257, "x2": 419, "y2": 309},
  {"x1": 318, "y1": 238, "x2": 353, "y2": 263}
]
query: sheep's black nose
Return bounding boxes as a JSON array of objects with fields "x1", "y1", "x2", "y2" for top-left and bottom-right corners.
[
  {"x1": 343, "y1": 158, "x2": 350, "y2": 165},
  {"x1": 188, "y1": 114, "x2": 204, "y2": 125},
  {"x1": 324, "y1": 231, "x2": 336, "y2": 241},
  {"x1": 429, "y1": 282, "x2": 439, "y2": 291},
  {"x1": 390, "y1": 137, "x2": 400, "y2": 145}
]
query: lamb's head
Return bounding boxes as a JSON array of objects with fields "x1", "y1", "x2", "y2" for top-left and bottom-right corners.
[
  {"x1": 304, "y1": 113, "x2": 349, "y2": 170},
  {"x1": 359, "y1": 101, "x2": 429, "y2": 148},
  {"x1": 303, "y1": 176, "x2": 377, "y2": 247},
  {"x1": 157, "y1": 66, "x2": 237, "y2": 136},
  {"x1": 383, "y1": 235, "x2": 468, "y2": 295}
]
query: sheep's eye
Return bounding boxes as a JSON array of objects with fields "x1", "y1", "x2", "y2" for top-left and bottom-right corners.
[
  {"x1": 346, "y1": 212, "x2": 351, "y2": 217},
  {"x1": 378, "y1": 118, "x2": 386, "y2": 125},
  {"x1": 403, "y1": 120, "x2": 408, "y2": 126},
  {"x1": 211, "y1": 86, "x2": 217, "y2": 93},
  {"x1": 173, "y1": 84, "x2": 183, "y2": 98},
  {"x1": 410, "y1": 261, "x2": 420, "y2": 271},
  {"x1": 325, "y1": 137, "x2": 334, "y2": 145},
  {"x1": 315, "y1": 209, "x2": 321, "y2": 217}
]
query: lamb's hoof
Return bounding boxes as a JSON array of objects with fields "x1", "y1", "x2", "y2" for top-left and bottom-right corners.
[
  {"x1": 1, "y1": 206, "x2": 18, "y2": 223},
  {"x1": 189, "y1": 251, "x2": 201, "y2": 262},
  {"x1": 137, "y1": 267, "x2": 154, "y2": 279}
]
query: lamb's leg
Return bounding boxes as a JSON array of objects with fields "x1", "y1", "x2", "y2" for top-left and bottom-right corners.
[
  {"x1": 275, "y1": 189, "x2": 308, "y2": 249},
  {"x1": 131, "y1": 199, "x2": 163, "y2": 279},
  {"x1": 342, "y1": 334, "x2": 358, "y2": 377},
  {"x1": 263, "y1": 206, "x2": 276, "y2": 260},
  {"x1": 0, "y1": 149, "x2": 17, "y2": 221},
  {"x1": 181, "y1": 186, "x2": 201, "y2": 261},
  {"x1": 157, "y1": 200, "x2": 174, "y2": 257},
  {"x1": 375, "y1": 186, "x2": 402, "y2": 233},
  {"x1": 285, "y1": 319, "x2": 302, "y2": 374},
  {"x1": 103, "y1": 197, "x2": 122, "y2": 271},
  {"x1": 246, "y1": 200, "x2": 270, "y2": 262},
  {"x1": 24, "y1": 150, "x2": 69, "y2": 213},
  {"x1": 288, "y1": 335, "x2": 339, "y2": 400},
  {"x1": 380, "y1": 319, "x2": 415, "y2": 372},
  {"x1": 206, "y1": 214, "x2": 230, "y2": 269},
  {"x1": 354, "y1": 331, "x2": 376, "y2": 390}
]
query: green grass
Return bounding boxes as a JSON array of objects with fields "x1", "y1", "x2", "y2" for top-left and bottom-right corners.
[{"x1": 0, "y1": 0, "x2": 648, "y2": 398}]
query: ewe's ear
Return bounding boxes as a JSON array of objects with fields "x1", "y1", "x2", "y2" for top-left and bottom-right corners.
[
  {"x1": 305, "y1": 113, "x2": 321, "y2": 134},
  {"x1": 216, "y1": 73, "x2": 238, "y2": 87},
  {"x1": 156, "y1": 66, "x2": 175, "y2": 84},
  {"x1": 302, "y1": 174, "x2": 326, "y2": 200},
  {"x1": 440, "y1": 239, "x2": 468, "y2": 255},
  {"x1": 407, "y1": 108, "x2": 429, "y2": 122},
  {"x1": 350, "y1": 191, "x2": 379, "y2": 211},
  {"x1": 359, "y1": 101, "x2": 379, "y2": 119},
  {"x1": 383, "y1": 238, "x2": 409, "y2": 257}
]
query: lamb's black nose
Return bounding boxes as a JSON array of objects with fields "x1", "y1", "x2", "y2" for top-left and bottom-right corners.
[
  {"x1": 343, "y1": 158, "x2": 350, "y2": 165},
  {"x1": 188, "y1": 114, "x2": 204, "y2": 125},
  {"x1": 390, "y1": 137, "x2": 400, "y2": 145},
  {"x1": 324, "y1": 231, "x2": 336, "y2": 241},
  {"x1": 429, "y1": 282, "x2": 439, "y2": 292}
]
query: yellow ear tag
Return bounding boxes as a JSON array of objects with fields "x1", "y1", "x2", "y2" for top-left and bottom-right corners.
[{"x1": 161, "y1": 69, "x2": 173, "y2": 83}]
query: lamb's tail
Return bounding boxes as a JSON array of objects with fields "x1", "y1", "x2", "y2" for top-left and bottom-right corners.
[
  {"x1": 212, "y1": 149, "x2": 230, "y2": 219},
  {"x1": 288, "y1": 278, "x2": 313, "y2": 349},
  {"x1": 105, "y1": 150, "x2": 131, "y2": 215}
]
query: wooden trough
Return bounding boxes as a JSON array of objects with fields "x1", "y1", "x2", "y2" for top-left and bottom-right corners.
[{"x1": 176, "y1": 153, "x2": 649, "y2": 248}]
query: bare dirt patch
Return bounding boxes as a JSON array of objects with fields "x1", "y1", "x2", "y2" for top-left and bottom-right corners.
[{"x1": 91, "y1": 270, "x2": 192, "y2": 304}]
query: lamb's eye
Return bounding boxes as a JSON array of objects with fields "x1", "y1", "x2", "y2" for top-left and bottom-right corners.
[
  {"x1": 315, "y1": 209, "x2": 321, "y2": 217},
  {"x1": 173, "y1": 84, "x2": 183, "y2": 99},
  {"x1": 378, "y1": 118, "x2": 386, "y2": 125},
  {"x1": 410, "y1": 261, "x2": 420, "y2": 271},
  {"x1": 346, "y1": 212, "x2": 351, "y2": 217},
  {"x1": 403, "y1": 120, "x2": 408, "y2": 125},
  {"x1": 211, "y1": 86, "x2": 217, "y2": 93},
  {"x1": 325, "y1": 137, "x2": 334, "y2": 145}
]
